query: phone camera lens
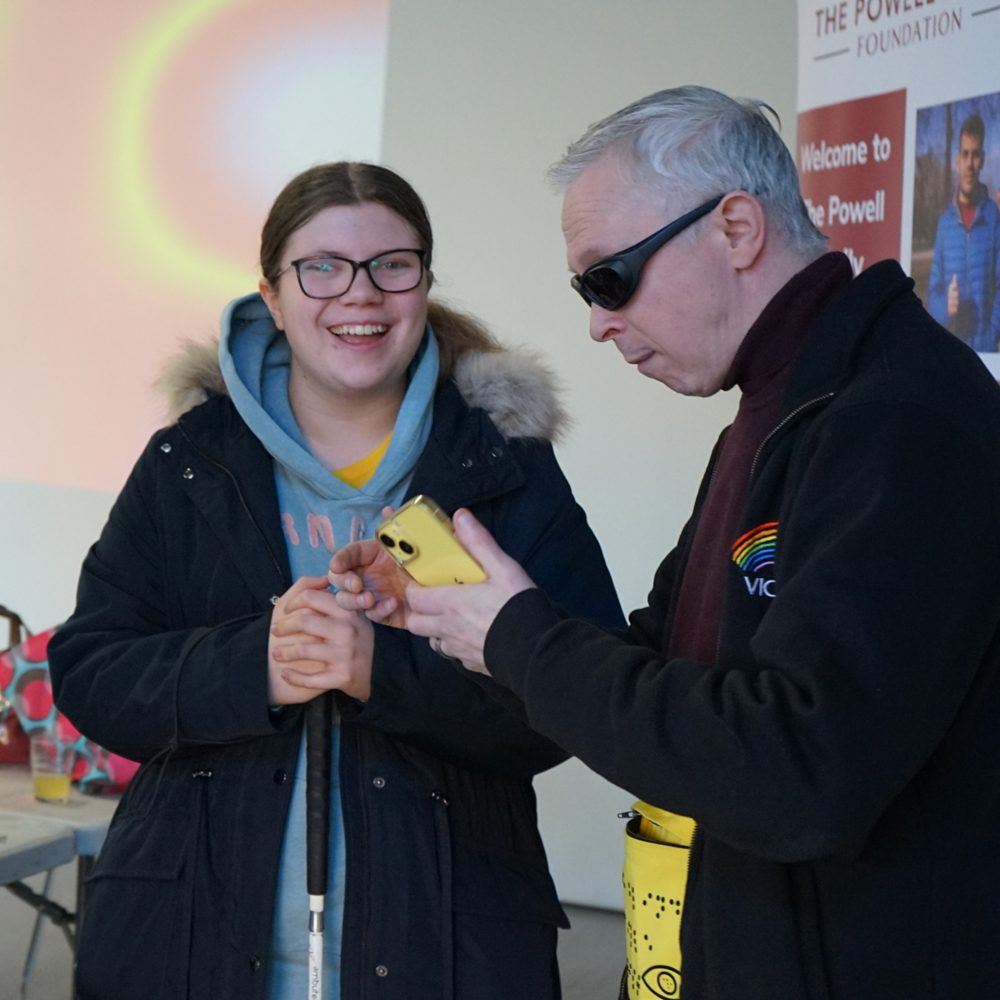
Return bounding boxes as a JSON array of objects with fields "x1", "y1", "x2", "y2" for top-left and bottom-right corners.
[
  {"x1": 379, "y1": 533, "x2": 396, "y2": 548},
  {"x1": 398, "y1": 540, "x2": 415, "y2": 555}
]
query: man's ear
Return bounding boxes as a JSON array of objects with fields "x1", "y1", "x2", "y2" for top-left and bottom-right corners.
[
  {"x1": 259, "y1": 278, "x2": 284, "y2": 331},
  {"x1": 718, "y1": 192, "x2": 766, "y2": 271}
]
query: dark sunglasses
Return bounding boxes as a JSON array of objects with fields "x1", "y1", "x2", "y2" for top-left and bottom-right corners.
[{"x1": 570, "y1": 195, "x2": 723, "y2": 310}]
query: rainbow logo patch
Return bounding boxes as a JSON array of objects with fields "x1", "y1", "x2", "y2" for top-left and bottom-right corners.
[{"x1": 731, "y1": 521, "x2": 778, "y2": 573}]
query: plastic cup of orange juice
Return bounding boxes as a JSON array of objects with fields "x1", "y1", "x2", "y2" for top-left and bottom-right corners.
[{"x1": 29, "y1": 733, "x2": 74, "y2": 803}]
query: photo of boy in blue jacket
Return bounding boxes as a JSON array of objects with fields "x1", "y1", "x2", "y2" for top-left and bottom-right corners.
[{"x1": 928, "y1": 111, "x2": 1000, "y2": 353}]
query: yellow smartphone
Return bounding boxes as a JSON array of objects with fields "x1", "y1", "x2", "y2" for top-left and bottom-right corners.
[{"x1": 375, "y1": 495, "x2": 486, "y2": 586}]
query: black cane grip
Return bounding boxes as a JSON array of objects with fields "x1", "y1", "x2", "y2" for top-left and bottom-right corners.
[{"x1": 305, "y1": 693, "x2": 332, "y2": 896}]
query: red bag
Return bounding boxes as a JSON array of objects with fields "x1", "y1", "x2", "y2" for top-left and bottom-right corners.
[
  {"x1": 0, "y1": 609, "x2": 139, "y2": 793},
  {"x1": 0, "y1": 605, "x2": 31, "y2": 764}
]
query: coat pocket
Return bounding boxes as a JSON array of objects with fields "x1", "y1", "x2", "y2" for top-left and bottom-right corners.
[
  {"x1": 75, "y1": 806, "x2": 194, "y2": 1000},
  {"x1": 450, "y1": 838, "x2": 564, "y2": 1000},
  {"x1": 451, "y1": 836, "x2": 568, "y2": 926}
]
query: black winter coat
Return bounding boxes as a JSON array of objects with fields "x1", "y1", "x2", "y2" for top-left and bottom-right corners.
[
  {"x1": 485, "y1": 261, "x2": 1000, "y2": 999},
  {"x1": 50, "y1": 356, "x2": 623, "y2": 1000}
]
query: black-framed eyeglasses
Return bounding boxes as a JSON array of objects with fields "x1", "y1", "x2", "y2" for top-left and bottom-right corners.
[
  {"x1": 278, "y1": 248, "x2": 427, "y2": 299},
  {"x1": 570, "y1": 195, "x2": 723, "y2": 310}
]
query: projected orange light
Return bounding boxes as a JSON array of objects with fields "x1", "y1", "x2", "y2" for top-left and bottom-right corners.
[
  {"x1": 1, "y1": 0, "x2": 388, "y2": 491},
  {"x1": 108, "y1": 0, "x2": 247, "y2": 299}
]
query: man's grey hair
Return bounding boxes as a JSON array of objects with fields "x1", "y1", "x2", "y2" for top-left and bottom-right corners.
[{"x1": 549, "y1": 85, "x2": 827, "y2": 257}]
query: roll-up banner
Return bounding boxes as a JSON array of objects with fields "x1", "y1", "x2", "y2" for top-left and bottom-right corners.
[{"x1": 797, "y1": 0, "x2": 1000, "y2": 373}]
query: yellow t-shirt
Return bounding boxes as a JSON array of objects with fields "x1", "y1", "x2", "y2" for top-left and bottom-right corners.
[{"x1": 331, "y1": 432, "x2": 392, "y2": 488}]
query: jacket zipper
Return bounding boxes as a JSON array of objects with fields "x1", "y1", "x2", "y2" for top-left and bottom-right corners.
[
  {"x1": 712, "y1": 390, "x2": 836, "y2": 666},
  {"x1": 640, "y1": 401, "x2": 841, "y2": 969},
  {"x1": 618, "y1": 964, "x2": 630, "y2": 1000},
  {"x1": 748, "y1": 391, "x2": 836, "y2": 483}
]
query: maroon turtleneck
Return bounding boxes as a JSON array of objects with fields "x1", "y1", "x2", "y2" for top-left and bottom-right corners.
[{"x1": 667, "y1": 252, "x2": 853, "y2": 662}]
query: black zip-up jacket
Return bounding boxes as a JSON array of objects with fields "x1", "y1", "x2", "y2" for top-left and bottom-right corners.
[
  {"x1": 49, "y1": 355, "x2": 623, "y2": 1000},
  {"x1": 485, "y1": 261, "x2": 1000, "y2": 999}
]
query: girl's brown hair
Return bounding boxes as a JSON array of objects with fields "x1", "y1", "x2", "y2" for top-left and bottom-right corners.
[{"x1": 260, "y1": 162, "x2": 499, "y2": 378}]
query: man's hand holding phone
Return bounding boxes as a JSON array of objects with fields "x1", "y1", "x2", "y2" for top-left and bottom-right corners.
[
  {"x1": 329, "y1": 502, "x2": 536, "y2": 674},
  {"x1": 330, "y1": 497, "x2": 484, "y2": 626},
  {"x1": 374, "y1": 496, "x2": 486, "y2": 586}
]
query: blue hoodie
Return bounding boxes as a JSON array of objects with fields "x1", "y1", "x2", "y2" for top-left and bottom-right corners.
[{"x1": 219, "y1": 292, "x2": 438, "y2": 999}]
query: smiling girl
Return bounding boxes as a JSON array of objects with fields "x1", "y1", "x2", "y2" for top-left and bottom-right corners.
[{"x1": 49, "y1": 162, "x2": 622, "y2": 1000}]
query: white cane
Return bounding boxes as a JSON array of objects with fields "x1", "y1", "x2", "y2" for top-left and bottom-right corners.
[
  {"x1": 306, "y1": 515, "x2": 362, "y2": 998},
  {"x1": 305, "y1": 691, "x2": 331, "y2": 1000}
]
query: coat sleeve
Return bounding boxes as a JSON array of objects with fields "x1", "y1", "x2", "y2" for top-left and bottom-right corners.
[
  {"x1": 342, "y1": 440, "x2": 625, "y2": 778},
  {"x1": 484, "y1": 399, "x2": 1000, "y2": 860},
  {"x1": 49, "y1": 441, "x2": 296, "y2": 762}
]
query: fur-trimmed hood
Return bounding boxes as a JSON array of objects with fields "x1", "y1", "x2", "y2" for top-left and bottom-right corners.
[{"x1": 156, "y1": 336, "x2": 567, "y2": 443}]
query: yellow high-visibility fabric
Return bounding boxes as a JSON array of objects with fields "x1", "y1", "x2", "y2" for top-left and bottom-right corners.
[{"x1": 623, "y1": 801, "x2": 695, "y2": 999}]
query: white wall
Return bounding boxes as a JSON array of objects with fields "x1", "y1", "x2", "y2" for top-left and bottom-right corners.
[
  {"x1": 380, "y1": 0, "x2": 799, "y2": 908},
  {"x1": 0, "y1": 482, "x2": 115, "y2": 640}
]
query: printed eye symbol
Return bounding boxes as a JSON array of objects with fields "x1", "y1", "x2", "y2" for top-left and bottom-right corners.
[{"x1": 640, "y1": 965, "x2": 681, "y2": 999}]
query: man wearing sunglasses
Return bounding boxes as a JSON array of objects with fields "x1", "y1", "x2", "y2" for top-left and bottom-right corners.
[{"x1": 331, "y1": 85, "x2": 1000, "y2": 999}]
